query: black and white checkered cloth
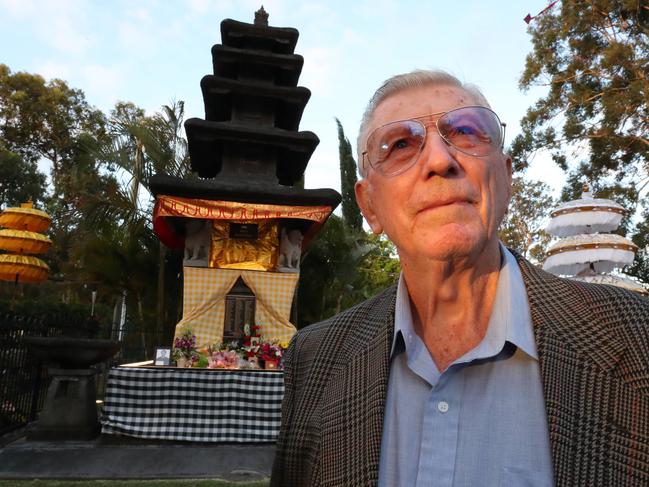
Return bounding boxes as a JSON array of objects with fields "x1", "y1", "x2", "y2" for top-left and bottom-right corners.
[{"x1": 101, "y1": 367, "x2": 284, "y2": 443}]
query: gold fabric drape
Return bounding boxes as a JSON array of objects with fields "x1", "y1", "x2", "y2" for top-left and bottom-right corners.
[
  {"x1": 209, "y1": 220, "x2": 278, "y2": 271},
  {"x1": 175, "y1": 267, "x2": 298, "y2": 348}
]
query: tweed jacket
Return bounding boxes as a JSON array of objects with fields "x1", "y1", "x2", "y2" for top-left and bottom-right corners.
[{"x1": 271, "y1": 255, "x2": 649, "y2": 486}]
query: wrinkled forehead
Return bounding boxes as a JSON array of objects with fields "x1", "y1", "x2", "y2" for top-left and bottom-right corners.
[{"x1": 368, "y1": 85, "x2": 483, "y2": 135}]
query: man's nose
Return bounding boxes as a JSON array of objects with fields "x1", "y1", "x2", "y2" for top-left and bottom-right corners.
[{"x1": 417, "y1": 130, "x2": 460, "y2": 178}]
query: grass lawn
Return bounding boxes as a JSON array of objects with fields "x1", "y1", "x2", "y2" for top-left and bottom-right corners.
[{"x1": 0, "y1": 481, "x2": 268, "y2": 487}]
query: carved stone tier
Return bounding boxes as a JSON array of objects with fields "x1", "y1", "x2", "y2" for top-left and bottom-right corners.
[
  {"x1": 221, "y1": 18, "x2": 298, "y2": 54},
  {"x1": 184, "y1": 119, "x2": 318, "y2": 183},
  {"x1": 150, "y1": 174, "x2": 340, "y2": 207},
  {"x1": 201, "y1": 75, "x2": 310, "y2": 130},
  {"x1": 211, "y1": 45, "x2": 303, "y2": 86}
]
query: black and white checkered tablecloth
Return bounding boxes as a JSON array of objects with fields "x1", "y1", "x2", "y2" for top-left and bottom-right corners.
[{"x1": 101, "y1": 367, "x2": 284, "y2": 443}]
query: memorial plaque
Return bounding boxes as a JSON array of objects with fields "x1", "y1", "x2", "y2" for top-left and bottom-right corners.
[
  {"x1": 224, "y1": 277, "x2": 256, "y2": 341},
  {"x1": 229, "y1": 222, "x2": 259, "y2": 240}
]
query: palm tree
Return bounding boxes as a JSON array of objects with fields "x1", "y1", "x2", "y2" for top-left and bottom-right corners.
[{"x1": 79, "y1": 101, "x2": 190, "y2": 351}]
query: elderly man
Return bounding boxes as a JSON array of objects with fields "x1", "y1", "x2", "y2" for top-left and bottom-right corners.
[{"x1": 271, "y1": 70, "x2": 649, "y2": 486}]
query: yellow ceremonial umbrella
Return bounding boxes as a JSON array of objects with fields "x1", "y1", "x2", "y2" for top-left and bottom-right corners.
[
  {"x1": 0, "y1": 229, "x2": 52, "y2": 254},
  {"x1": 0, "y1": 254, "x2": 50, "y2": 283},
  {"x1": 0, "y1": 202, "x2": 51, "y2": 233},
  {"x1": 0, "y1": 201, "x2": 52, "y2": 307}
]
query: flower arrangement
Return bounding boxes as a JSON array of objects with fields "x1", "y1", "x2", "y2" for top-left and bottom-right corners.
[
  {"x1": 172, "y1": 324, "x2": 290, "y2": 370},
  {"x1": 207, "y1": 348, "x2": 240, "y2": 369},
  {"x1": 257, "y1": 342, "x2": 284, "y2": 363},
  {"x1": 173, "y1": 329, "x2": 198, "y2": 367}
]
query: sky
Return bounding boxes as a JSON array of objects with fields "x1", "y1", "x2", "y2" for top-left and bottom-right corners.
[{"x1": 0, "y1": 0, "x2": 565, "y2": 197}]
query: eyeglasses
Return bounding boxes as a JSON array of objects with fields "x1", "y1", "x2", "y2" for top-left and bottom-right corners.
[{"x1": 362, "y1": 106, "x2": 506, "y2": 177}]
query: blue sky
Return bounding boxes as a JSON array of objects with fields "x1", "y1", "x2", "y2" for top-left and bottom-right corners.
[{"x1": 1, "y1": 0, "x2": 564, "y2": 195}]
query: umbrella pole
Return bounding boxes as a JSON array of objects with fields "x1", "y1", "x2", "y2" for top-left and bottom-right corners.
[{"x1": 10, "y1": 273, "x2": 18, "y2": 311}]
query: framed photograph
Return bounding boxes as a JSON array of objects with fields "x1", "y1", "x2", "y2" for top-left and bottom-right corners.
[{"x1": 154, "y1": 347, "x2": 172, "y2": 366}]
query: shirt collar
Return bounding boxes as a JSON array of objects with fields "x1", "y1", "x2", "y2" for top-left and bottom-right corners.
[{"x1": 391, "y1": 244, "x2": 537, "y2": 362}]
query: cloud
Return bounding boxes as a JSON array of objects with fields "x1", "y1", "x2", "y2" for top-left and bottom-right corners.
[
  {"x1": 81, "y1": 64, "x2": 125, "y2": 112},
  {"x1": 0, "y1": 0, "x2": 36, "y2": 17},
  {"x1": 128, "y1": 7, "x2": 152, "y2": 22},
  {"x1": 34, "y1": 60, "x2": 71, "y2": 81},
  {"x1": 185, "y1": 0, "x2": 211, "y2": 16},
  {"x1": 304, "y1": 147, "x2": 341, "y2": 193},
  {"x1": 299, "y1": 47, "x2": 340, "y2": 96},
  {"x1": 118, "y1": 19, "x2": 155, "y2": 54},
  {"x1": 1, "y1": 0, "x2": 94, "y2": 56}
]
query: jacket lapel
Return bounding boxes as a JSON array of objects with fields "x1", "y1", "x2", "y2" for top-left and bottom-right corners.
[
  {"x1": 514, "y1": 256, "x2": 629, "y2": 484},
  {"x1": 318, "y1": 288, "x2": 396, "y2": 486}
]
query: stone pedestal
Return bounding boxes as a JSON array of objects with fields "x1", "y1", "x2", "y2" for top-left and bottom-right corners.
[
  {"x1": 29, "y1": 368, "x2": 99, "y2": 441},
  {"x1": 23, "y1": 336, "x2": 120, "y2": 441}
]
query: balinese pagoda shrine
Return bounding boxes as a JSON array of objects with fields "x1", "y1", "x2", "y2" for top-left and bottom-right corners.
[
  {"x1": 543, "y1": 184, "x2": 647, "y2": 295},
  {"x1": 150, "y1": 8, "x2": 341, "y2": 348}
]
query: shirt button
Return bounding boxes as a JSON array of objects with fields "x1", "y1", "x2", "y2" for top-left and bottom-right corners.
[{"x1": 438, "y1": 401, "x2": 449, "y2": 413}]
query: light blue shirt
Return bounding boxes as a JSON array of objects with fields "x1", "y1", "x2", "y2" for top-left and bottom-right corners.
[{"x1": 378, "y1": 246, "x2": 554, "y2": 487}]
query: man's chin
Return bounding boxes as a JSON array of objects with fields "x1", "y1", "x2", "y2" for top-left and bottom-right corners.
[{"x1": 401, "y1": 229, "x2": 493, "y2": 264}]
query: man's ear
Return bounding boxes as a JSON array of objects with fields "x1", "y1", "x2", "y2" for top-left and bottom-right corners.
[{"x1": 355, "y1": 179, "x2": 383, "y2": 235}]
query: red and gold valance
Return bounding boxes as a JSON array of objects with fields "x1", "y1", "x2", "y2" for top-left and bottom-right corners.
[{"x1": 153, "y1": 195, "x2": 333, "y2": 250}]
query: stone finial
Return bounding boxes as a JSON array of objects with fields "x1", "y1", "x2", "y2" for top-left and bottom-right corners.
[
  {"x1": 581, "y1": 182, "x2": 593, "y2": 199},
  {"x1": 254, "y1": 6, "x2": 269, "y2": 26}
]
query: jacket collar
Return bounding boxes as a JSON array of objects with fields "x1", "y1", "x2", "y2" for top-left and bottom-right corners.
[{"x1": 513, "y1": 253, "x2": 626, "y2": 372}]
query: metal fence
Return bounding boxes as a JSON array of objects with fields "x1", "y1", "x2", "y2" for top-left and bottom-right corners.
[
  {"x1": 1, "y1": 307, "x2": 167, "y2": 436},
  {"x1": 0, "y1": 310, "x2": 98, "y2": 437},
  {"x1": 1, "y1": 313, "x2": 49, "y2": 436}
]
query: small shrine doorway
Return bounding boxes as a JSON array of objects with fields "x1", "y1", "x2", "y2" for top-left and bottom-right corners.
[{"x1": 223, "y1": 277, "x2": 256, "y2": 341}]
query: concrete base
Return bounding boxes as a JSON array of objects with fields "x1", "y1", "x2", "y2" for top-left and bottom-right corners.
[
  {"x1": 28, "y1": 368, "x2": 100, "y2": 441},
  {"x1": 0, "y1": 432, "x2": 275, "y2": 481}
]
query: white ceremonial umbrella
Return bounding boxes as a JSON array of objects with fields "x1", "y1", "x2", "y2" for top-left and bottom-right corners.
[
  {"x1": 546, "y1": 187, "x2": 626, "y2": 237},
  {"x1": 543, "y1": 233, "x2": 638, "y2": 275},
  {"x1": 571, "y1": 274, "x2": 648, "y2": 295}
]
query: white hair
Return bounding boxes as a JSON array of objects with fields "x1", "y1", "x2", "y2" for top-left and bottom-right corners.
[{"x1": 356, "y1": 69, "x2": 491, "y2": 177}]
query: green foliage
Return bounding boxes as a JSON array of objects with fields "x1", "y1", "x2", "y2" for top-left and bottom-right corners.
[
  {"x1": 0, "y1": 298, "x2": 112, "y2": 339},
  {"x1": 335, "y1": 118, "x2": 363, "y2": 231},
  {"x1": 0, "y1": 64, "x2": 111, "y2": 289},
  {"x1": 78, "y1": 100, "x2": 190, "y2": 349},
  {"x1": 356, "y1": 233, "x2": 400, "y2": 297},
  {"x1": 513, "y1": 1, "x2": 649, "y2": 183},
  {"x1": 514, "y1": 1, "x2": 649, "y2": 284},
  {"x1": 297, "y1": 215, "x2": 399, "y2": 327},
  {"x1": 0, "y1": 64, "x2": 106, "y2": 173},
  {"x1": 0, "y1": 147, "x2": 46, "y2": 207},
  {"x1": 627, "y1": 203, "x2": 649, "y2": 283},
  {"x1": 499, "y1": 176, "x2": 555, "y2": 263}
]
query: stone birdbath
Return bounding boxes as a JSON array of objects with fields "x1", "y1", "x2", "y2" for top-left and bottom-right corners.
[{"x1": 23, "y1": 336, "x2": 120, "y2": 440}]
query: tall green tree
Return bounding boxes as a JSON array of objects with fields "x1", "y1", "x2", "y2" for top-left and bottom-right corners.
[
  {"x1": 512, "y1": 1, "x2": 649, "y2": 184},
  {"x1": 0, "y1": 147, "x2": 46, "y2": 207},
  {"x1": 0, "y1": 64, "x2": 106, "y2": 181},
  {"x1": 297, "y1": 215, "x2": 369, "y2": 325},
  {"x1": 513, "y1": 1, "x2": 649, "y2": 281},
  {"x1": 0, "y1": 64, "x2": 109, "y2": 284},
  {"x1": 335, "y1": 118, "x2": 363, "y2": 231},
  {"x1": 499, "y1": 176, "x2": 555, "y2": 263}
]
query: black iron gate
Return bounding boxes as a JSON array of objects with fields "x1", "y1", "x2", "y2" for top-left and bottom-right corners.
[{"x1": 0, "y1": 313, "x2": 49, "y2": 436}]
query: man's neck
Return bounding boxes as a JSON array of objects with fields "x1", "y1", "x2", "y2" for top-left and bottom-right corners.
[{"x1": 400, "y1": 241, "x2": 502, "y2": 372}]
